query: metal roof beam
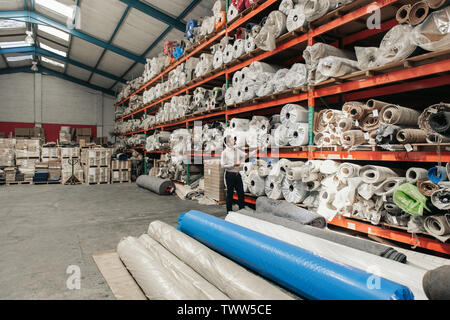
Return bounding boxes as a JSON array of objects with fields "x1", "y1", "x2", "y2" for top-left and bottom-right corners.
[
  {"x1": 119, "y1": 0, "x2": 186, "y2": 32},
  {"x1": 0, "y1": 10, "x2": 146, "y2": 64},
  {"x1": 0, "y1": 66, "x2": 115, "y2": 96}
]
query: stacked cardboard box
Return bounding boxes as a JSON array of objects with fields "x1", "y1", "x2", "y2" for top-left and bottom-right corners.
[
  {"x1": 94, "y1": 137, "x2": 108, "y2": 145},
  {"x1": 4, "y1": 167, "x2": 16, "y2": 184},
  {"x1": 76, "y1": 128, "x2": 92, "y2": 144},
  {"x1": 111, "y1": 160, "x2": 131, "y2": 183},
  {"x1": 84, "y1": 167, "x2": 110, "y2": 184},
  {"x1": 14, "y1": 128, "x2": 31, "y2": 139},
  {"x1": 81, "y1": 148, "x2": 112, "y2": 184},
  {"x1": 31, "y1": 127, "x2": 45, "y2": 144},
  {"x1": 203, "y1": 159, "x2": 225, "y2": 202},
  {"x1": 15, "y1": 139, "x2": 40, "y2": 159},
  {"x1": 59, "y1": 127, "x2": 71, "y2": 145},
  {"x1": 60, "y1": 147, "x2": 80, "y2": 159},
  {"x1": 41, "y1": 147, "x2": 60, "y2": 161},
  {"x1": 0, "y1": 138, "x2": 16, "y2": 167},
  {"x1": 16, "y1": 158, "x2": 39, "y2": 183}
]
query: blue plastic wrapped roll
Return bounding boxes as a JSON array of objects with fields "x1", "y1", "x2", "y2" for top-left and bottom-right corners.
[
  {"x1": 428, "y1": 166, "x2": 448, "y2": 183},
  {"x1": 177, "y1": 210, "x2": 415, "y2": 300},
  {"x1": 185, "y1": 19, "x2": 198, "y2": 39},
  {"x1": 172, "y1": 46, "x2": 184, "y2": 60}
]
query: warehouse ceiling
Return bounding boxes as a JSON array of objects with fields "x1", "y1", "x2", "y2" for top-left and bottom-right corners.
[{"x1": 0, "y1": 0, "x2": 216, "y2": 96}]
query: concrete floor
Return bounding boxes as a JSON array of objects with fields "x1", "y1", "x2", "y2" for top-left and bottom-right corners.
[{"x1": 0, "y1": 183, "x2": 226, "y2": 300}]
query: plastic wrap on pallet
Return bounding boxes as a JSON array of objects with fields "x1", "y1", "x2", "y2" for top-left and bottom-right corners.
[
  {"x1": 177, "y1": 210, "x2": 415, "y2": 300},
  {"x1": 412, "y1": 6, "x2": 450, "y2": 52}
]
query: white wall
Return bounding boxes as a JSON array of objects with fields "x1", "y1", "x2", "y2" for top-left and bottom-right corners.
[{"x1": 0, "y1": 72, "x2": 115, "y2": 141}]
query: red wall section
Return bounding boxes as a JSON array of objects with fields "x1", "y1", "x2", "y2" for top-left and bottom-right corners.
[{"x1": 0, "y1": 122, "x2": 97, "y2": 142}]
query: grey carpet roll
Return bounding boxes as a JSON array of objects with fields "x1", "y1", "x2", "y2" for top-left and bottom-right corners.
[
  {"x1": 422, "y1": 265, "x2": 450, "y2": 300},
  {"x1": 375, "y1": 124, "x2": 402, "y2": 145},
  {"x1": 238, "y1": 208, "x2": 407, "y2": 263},
  {"x1": 396, "y1": 129, "x2": 428, "y2": 143},
  {"x1": 429, "y1": 111, "x2": 450, "y2": 137},
  {"x1": 406, "y1": 167, "x2": 429, "y2": 184},
  {"x1": 255, "y1": 196, "x2": 326, "y2": 228},
  {"x1": 423, "y1": 215, "x2": 450, "y2": 242},
  {"x1": 431, "y1": 188, "x2": 450, "y2": 210},
  {"x1": 366, "y1": 99, "x2": 390, "y2": 111},
  {"x1": 137, "y1": 175, "x2": 175, "y2": 195},
  {"x1": 380, "y1": 104, "x2": 421, "y2": 126}
]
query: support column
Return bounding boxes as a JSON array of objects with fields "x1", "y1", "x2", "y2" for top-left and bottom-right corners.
[{"x1": 34, "y1": 73, "x2": 42, "y2": 125}]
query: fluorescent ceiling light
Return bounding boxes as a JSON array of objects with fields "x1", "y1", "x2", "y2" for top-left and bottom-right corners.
[
  {"x1": 38, "y1": 25, "x2": 70, "y2": 42},
  {"x1": 7, "y1": 55, "x2": 33, "y2": 62},
  {"x1": 41, "y1": 56, "x2": 65, "y2": 68},
  {"x1": 35, "y1": 0, "x2": 75, "y2": 19},
  {"x1": 40, "y1": 42, "x2": 67, "y2": 57},
  {"x1": 0, "y1": 20, "x2": 26, "y2": 29},
  {"x1": 0, "y1": 41, "x2": 29, "y2": 49}
]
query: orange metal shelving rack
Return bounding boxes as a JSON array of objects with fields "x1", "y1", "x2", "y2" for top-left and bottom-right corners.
[{"x1": 115, "y1": 0, "x2": 450, "y2": 255}]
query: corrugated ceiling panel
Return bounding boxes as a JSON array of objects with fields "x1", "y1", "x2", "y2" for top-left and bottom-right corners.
[
  {"x1": 123, "y1": 63, "x2": 144, "y2": 81},
  {"x1": 183, "y1": 0, "x2": 216, "y2": 22},
  {"x1": 38, "y1": 37, "x2": 68, "y2": 54},
  {"x1": 65, "y1": 64, "x2": 92, "y2": 82},
  {"x1": 97, "y1": 50, "x2": 134, "y2": 77},
  {"x1": 112, "y1": 8, "x2": 167, "y2": 56},
  {"x1": 141, "y1": 0, "x2": 187, "y2": 19},
  {"x1": 69, "y1": 37, "x2": 103, "y2": 67},
  {"x1": 0, "y1": 35, "x2": 27, "y2": 43},
  {"x1": 4, "y1": 53, "x2": 32, "y2": 68},
  {"x1": 36, "y1": 28, "x2": 69, "y2": 46},
  {"x1": 0, "y1": 0, "x2": 25, "y2": 10},
  {"x1": 90, "y1": 73, "x2": 115, "y2": 89},
  {"x1": 111, "y1": 82, "x2": 123, "y2": 94},
  {"x1": 78, "y1": 0, "x2": 128, "y2": 43},
  {"x1": 0, "y1": 27, "x2": 26, "y2": 36},
  {"x1": 34, "y1": 0, "x2": 73, "y2": 26},
  {"x1": 41, "y1": 60, "x2": 65, "y2": 73}
]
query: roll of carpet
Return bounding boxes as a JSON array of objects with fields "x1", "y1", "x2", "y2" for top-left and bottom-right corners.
[
  {"x1": 417, "y1": 179, "x2": 441, "y2": 197},
  {"x1": 384, "y1": 202, "x2": 404, "y2": 216},
  {"x1": 342, "y1": 101, "x2": 369, "y2": 121},
  {"x1": 147, "y1": 221, "x2": 291, "y2": 300},
  {"x1": 429, "y1": 111, "x2": 450, "y2": 137},
  {"x1": 223, "y1": 44, "x2": 234, "y2": 64},
  {"x1": 230, "y1": 118, "x2": 250, "y2": 131},
  {"x1": 374, "y1": 178, "x2": 407, "y2": 197},
  {"x1": 396, "y1": 4, "x2": 412, "y2": 24},
  {"x1": 213, "y1": 49, "x2": 223, "y2": 69},
  {"x1": 256, "y1": 81, "x2": 274, "y2": 97},
  {"x1": 306, "y1": 44, "x2": 355, "y2": 70},
  {"x1": 419, "y1": 103, "x2": 450, "y2": 132},
  {"x1": 393, "y1": 183, "x2": 431, "y2": 216},
  {"x1": 406, "y1": 167, "x2": 429, "y2": 184},
  {"x1": 304, "y1": 0, "x2": 331, "y2": 22},
  {"x1": 338, "y1": 118, "x2": 356, "y2": 132},
  {"x1": 232, "y1": 0, "x2": 246, "y2": 11},
  {"x1": 375, "y1": 124, "x2": 402, "y2": 145},
  {"x1": 178, "y1": 211, "x2": 414, "y2": 300},
  {"x1": 396, "y1": 129, "x2": 428, "y2": 144},
  {"x1": 273, "y1": 69, "x2": 290, "y2": 92},
  {"x1": 233, "y1": 38, "x2": 246, "y2": 59},
  {"x1": 377, "y1": 24, "x2": 417, "y2": 66},
  {"x1": 244, "y1": 36, "x2": 256, "y2": 53},
  {"x1": 265, "y1": 174, "x2": 284, "y2": 200},
  {"x1": 431, "y1": 188, "x2": 450, "y2": 210},
  {"x1": 286, "y1": 166, "x2": 303, "y2": 181},
  {"x1": 427, "y1": 0, "x2": 450, "y2": 8},
  {"x1": 227, "y1": 3, "x2": 240, "y2": 21},
  {"x1": 409, "y1": 1, "x2": 430, "y2": 26},
  {"x1": 423, "y1": 265, "x2": 450, "y2": 300},
  {"x1": 136, "y1": 175, "x2": 175, "y2": 195},
  {"x1": 279, "y1": 0, "x2": 294, "y2": 15},
  {"x1": 280, "y1": 104, "x2": 309, "y2": 124},
  {"x1": 361, "y1": 114, "x2": 380, "y2": 132},
  {"x1": 428, "y1": 166, "x2": 448, "y2": 183},
  {"x1": 320, "y1": 160, "x2": 340, "y2": 175},
  {"x1": 384, "y1": 212, "x2": 411, "y2": 227},
  {"x1": 287, "y1": 122, "x2": 309, "y2": 146},
  {"x1": 281, "y1": 178, "x2": 308, "y2": 204},
  {"x1": 316, "y1": 56, "x2": 360, "y2": 79},
  {"x1": 413, "y1": 5, "x2": 450, "y2": 52},
  {"x1": 286, "y1": 6, "x2": 306, "y2": 32},
  {"x1": 355, "y1": 46, "x2": 379, "y2": 70},
  {"x1": 341, "y1": 130, "x2": 367, "y2": 148},
  {"x1": 273, "y1": 124, "x2": 291, "y2": 146},
  {"x1": 427, "y1": 133, "x2": 450, "y2": 143},
  {"x1": 366, "y1": 99, "x2": 391, "y2": 111},
  {"x1": 284, "y1": 63, "x2": 308, "y2": 89},
  {"x1": 360, "y1": 165, "x2": 398, "y2": 184},
  {"x1": 248, "y1": 170, "x2": 266, "y2": 196},
  {"x1": 380, "y1": 104, "x2": 421, "y2": 126},
  {"x1": 225, "y1": 87, "x2": 235, "y2": 105},
  {"x1": 256, "y1": 196, "x2": 326, "y2": 228},
  {"x1": 423, "y1": 215, "x2": 450, "y2": 242},
  {"x1": 337, "y1": 163, "x2": 362, "y2": 180}
]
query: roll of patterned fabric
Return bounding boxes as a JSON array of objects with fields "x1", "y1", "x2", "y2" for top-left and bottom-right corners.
[{"x1": 380, "y1": 104, "x2": 421, "y2": 126}]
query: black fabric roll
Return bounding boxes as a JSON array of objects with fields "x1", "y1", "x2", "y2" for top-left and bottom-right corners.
[
  {"x1": 136, "y1": 175, "x2": 175, "y2": 195},
  {"x1": 255, "y1": 197, "x2": 326, "y2": 228},
  {"x1": 238, "y1": 209, "x2": 407, "y2": 263},
  {"x1": 375, "y1": 124, "x2": 403, "y2": 145},
  {"x1": 423, "y1": 265, "x2": 450, "y2": 300},
  {"x1": 429, "y1": 112, "x2": 450, "y2": 137}
]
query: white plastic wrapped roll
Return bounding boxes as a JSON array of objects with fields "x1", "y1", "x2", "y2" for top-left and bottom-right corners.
[
  {"x1": 213, "y1": 0, "x2": 226, "y2": 14},
  {"x1": 284, "y1": 63, "x2": 308, "y2": 88},
  {"x1": 249, "y1": 61, "x2": 279, "y2": 74},
  {"x1": 273, "y1": 124, "x2": 291, "y2": 146},
  {"x1": 288, "y1": 122, "x2": 309, "y2": 146},
  {"x1": 337, "y1": 163, "x2": 362, "y2": 180},
  {"x1": 319, "y1": 160, "x2": 340, "y2": 175},
  {"x1": 227, "y1": 4, "x2": 240, "y2": 21},
  {"x1": 254, "y1": 10, "x2": 287, "y2": 51},
  {"x1": 225, "y1": 87, "x2": 236, "y2": 105},
  {"x1": 243, "y1": 162, "x2": 254, "y2": 175},
  {"x1": 280, "y1": 104, "x2": 309, "y2": 124},
  {"x1": 286, "y1": 6, "x2": 307, "y2": 32},
  {"x1": 360, "y1": 165, "x2": 399, "y2": 184},
  {"x1": 303, "y1": 42, "x2": 355, "y2": 69},
  {"x1": 248, "y1": 170, "x2": 267, "y2": 196},
  {"x1": 317, "y1": 56, "x2": 360, "y2": 79},
  {"x1": 282, "y1": 178, "x2": 308, "y2": 203},
  {"x1": 232, "y1": 70, "x2": 243, "y2": 87},
  {"x1": 233, "y1": 85, "x2": 244, "y2": 103},
  {"x1": 355, "y1": 46, "x2": 379, "y2": 70},
  {"x1": 223, "y1": 44, "x2": 234, "y2": 64},
  {"x1": 279, "y1": 0, "x2": 295, "y2": 15},
  {"x1": 256, "y1": 80, "x2": 274, "y2": 97},
  {"x1": 377, "y1": 24, "x2": 417, "y2": 66},
  {"x1": 249, "y1": 115, "x2": 270, "y2": 132},
  {"x1": 245, "y1": 36, "x2": 256, "y2": 53},
  {"x1": 258, "y1": 133, "x2": 273, "y2": 148},
  {"x1": 230, "y1": 130, "x2": 248, "y2": 147},
  {"x1": 213, "y1": 50, "x2": 223, "y2": 69},
  {"x1": 240, "y1": 171, "x2": 250, "y2": 193},
  {"x1": 230, "y1": 118, "x2": 250, "y2": 131},
  {"x1": 412, "y1": 6, "x2": 450, "y2": 52},
  {"x1": 304, "y1": 0, "x2": 331, "y2": 22},
  {"x1": 273, "y1": 68, "x2": 289, "y2": 92},
  {"x1": 240, "y1": 80, "x2": 257, "y2": 101},
  {"x1": 233, "y1": 39, "x2": 246, "y2": 59},
  {"x1": 265, "y1": 174, "x2": 285, "y2": 200}
]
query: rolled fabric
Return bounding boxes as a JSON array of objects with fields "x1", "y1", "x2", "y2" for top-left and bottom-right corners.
[
  {"x1": 230, "y1": 118, "x2": 250, "y2": 131},
  {"x1": 429, "y1": 111, "x2": 450, "y2": 137},
  {"x1": 375, "y1": 124, "x2": 402, "y2": 145},
  {"x1": 265, "y1": 174, "x2": 284, "y2": 200},
  {"x1": 304, "y1": 0, "x2": 331, "y2": 22},
  {"x1": 431, "y1": 188, "x2": 450, "y2": 210},
  {"x1": 355, "y1": 46, "x2": 379, "y2": 70},
  {"x1": 342, "y1": 101, "x2": 369, "y2": 121},
  {"x1": 282, "y1": 178, "x2": 308, "y2": 204},
  {"x1": 117, "y1": 236, "x2": 194, "y2": 300},
  {"x1": 374, "y1": 178, "x2": 407, "y2": 197},
  {"x1": 380, "y1": 104, "x2": 421, "y2": 126},
  {"x1": 338, "y1": 163, "x2": 362, "y2": 180},
  {"x1": 384, "y1": 202, "x2": 405, "y2": 216},
  {"x1": 377, "y1": 24, "x2": 417, "y2": 66},
  {"x1": 419, "y1": 103, "x2": 450, "y2": 132},
  {"x1": 423, "y1": 215, "x2": 450, "y2": 242},
  {"x1": 396, "y1": 4, "x2": 412, "y2": 24},
  {"x1": 428, "y1": 166, "x2": 448, "y2": 183},
  {"x1": 366, "y1": 99, "x2": 391, "y2": 111},
  {"x1": 178, "y1": 211, "x2": 414, "y2": 300},
  {"x1": 286, "y1": 6, "x2": 307, "y2": 32},
  {"x1": 287, "y1": 122, "x2": 309, "y2": 146},
  {"x1": 136, "y1": 175, "x2": 175, "y2": 195},
  {"x1": 316, "y1": 56, "x2": 360, "y2": 79},
  {"x1": 396, "y1": 129, "x2": 428, "y2": 143},
  {"x1": 273, "y1": 68, "x2": 290, "y2": 92},
  {"x1": 409, "y1": 1, "x2": 430, "y2": 26},
  {"x1": 256, "y1": 80, "x2": 274, "y2": 97},
  {"x1": 284, "y1": 63, "x2": 308, "y2": 89},
  {"x1": 232, "y1": 0, "x2": 246, "y2": 11},
  {"x1": 393, "y1": 183, "x2": 431, "y2": 216},
  {"x1": 248, "y1": 170, "x2": 266, "y2": 196},
  {"x1": 223, "y1": 44, "x2": 234, "y2": 64},
  {"x1": 286, "y1": 166, "x2": 303, "y2": 181},
  {"x1": 360, "y1": 165, "x2": 398, "y2": 184},
  {"x1": 256, "y1": 196, "x2": 326, "y2": 228},
  {"x1": 225, "y1": 86, "x2": 236, "y2": 105},
  {"x1": 427, "y1": 133, "x2": 450, "y2": 143},
  {"x1": 273, "y1": 124, "x2": 291, "y2": 146},
  {"x1": 233, "y1": 38, "x2": 246, "y2": 59},
  {"x1": 423, "y1": 265, "x2": 450, "y2": 300},
  {"x1": 280, "y1": 104, "x2": 309, "y2": 124},
  {"x1": 227, "y1": 3, "x2": 240, "y2": 21},
  {"x1": 341, "y1": 130, "x2": 367, "y2": 148},
  {"x1": 213, "y1": 49, "x2": 223, "y2": 69},
  {"x1": 304, "y1": 43, "x2": 355, "y2": 70},
  {"x1": 361, "y1": 114, "x2": 380, "y2": 132},
  {"x1": 279, "y1": 0, "x2": 294, "y2": 15},
  {"x1": 244, "y1": 36, "x2": 256, "y2": 53},
  {"x1": 406, "y1": 167, "x2": 429, "y2": 184},
  {"x1": 254, "y1": 11, "x2": 287, "y2": 51},
  {"x1": 427, "y1": 0, "x2": 450, "y2": 8},
  {"x1": 384, "y1": 211, "x2": 411, "y2": 227},
  {"x1": 412, "y1": 5, "x2": 450, "y2": 51},
  {"x1": 320, "y1": 160, "x2": 340, "y2": 175},
  {"x1": 147, "y1": 221, "x2": 291, "y2": 300},
  {"x1": 137, "y1": 234, "x2": 229, "y2": 300},
  {"x1": 417, "y1": 179, "x2": 441, "y2": 197},
  {"x1": 213, "y1": 0, "x2": 226, "y2": 13},
  {"x1": 305, "y1": 180, "x2": 321, "y2": 192},
  {"x1": 338, "y1": 118, "x2": 356, "y2": 132}
]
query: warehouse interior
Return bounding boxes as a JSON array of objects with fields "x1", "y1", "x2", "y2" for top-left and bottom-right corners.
[{"x1": 1, "y1": 0, "x2": 450, "y2": 302}]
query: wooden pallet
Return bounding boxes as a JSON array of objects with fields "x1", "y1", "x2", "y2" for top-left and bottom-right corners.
[
  {"x1": 33, "y1": 180, "x2": 62, "y2": 185},
  {"x1": 86, "y1": 182, "x2": 110, "y2": 185},
  {"x1": 6, "y1": 181, "x2": 33, "y2": 185},
  {"x1": 111, "y1": 180, "x2": 131, "y2": 184}
]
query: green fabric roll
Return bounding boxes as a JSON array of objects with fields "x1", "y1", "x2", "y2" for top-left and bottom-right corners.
[{"x1": 393, "y1": 183, "x2": 431, "y2": 216}]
